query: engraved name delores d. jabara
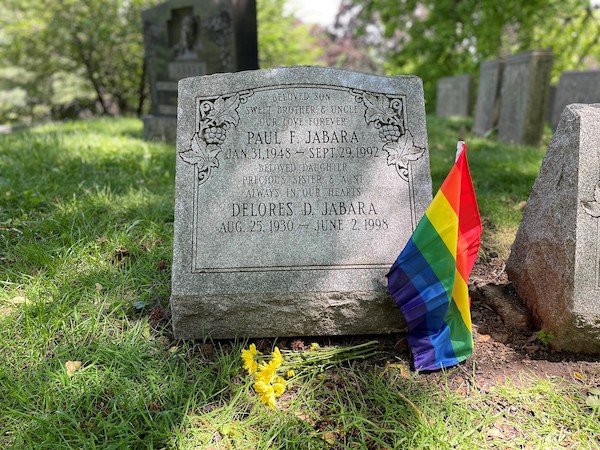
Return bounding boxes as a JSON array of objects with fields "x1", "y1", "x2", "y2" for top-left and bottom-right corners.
[{"x1": 178, "y1": 86, "x2": 425, "y2": 186}]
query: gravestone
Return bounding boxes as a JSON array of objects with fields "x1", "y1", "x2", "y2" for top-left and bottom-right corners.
[
  {"x1": 507, "y1": 104, "x2": 600, "y2": 354},
  {"x1": 546, "y1": 84, "x2": 556, "y2": 124},
  {"x1": 435, "y1": 74, "x2": 473, "y2": 117},
  {"x1": 551, "y1": 71, "x2": 600, "y2": 129},
  {"x1": 497, "y1": 50, "x2": 553, "y2": 146},
  {"x1": 142, "y1": 0, "x2": 258, "y2": 142},
  {"x1": 473, "y1": 59, "x2": 504, "y2": 136},
  {"x1": 171, "y1": 67, "x2": 433, "y2": 339}
]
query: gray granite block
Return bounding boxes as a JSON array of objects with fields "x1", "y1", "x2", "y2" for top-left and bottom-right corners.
[
  {"x1": 143, "y1": 115, "x2": 177, "y2": 141},
  {"x1": 497, "y1": 50, "x2": 553, "y2": 146},
  {"x1": 547, "y1": 84, "x2": 556, "y2": 124},
  {"x1": 171, "y1": 66, "x2": 433, "y2": 338},
  {"x1": 551, "y1": 71, "x2": 600, "y2": 129},
  {"x1": 435, "y1": 74, "x2": 473, "y2": 117},
  {"x1": 507, "y1": 104, "x2": 600, "y2": 353},
  {"x1": 473, "y1": 59, "x2": 504, "y2": 136},
  {"x1": 142, "y1": 0, "x2": 258, "y2": 142}
]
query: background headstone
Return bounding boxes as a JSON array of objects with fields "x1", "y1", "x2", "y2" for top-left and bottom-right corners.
[
  {"x1": 473, "y1": 59, "x2": 504, "y2": 136},
  {"x1": 507, "y1": 103, "x2": 600, "y2": 354},
  {"x1": 171, "y1": 67, "x2": 433, "y2": 339},
  {"x1": 546, "y1": 84, "x2": 556, "y2": 124},
  {"x1": 551, "y1": 71, "x2": 600, "y2": 130},
  {"x1": 435, "y1": 74, "x2": 474, "y2": 117},
  {"x1": 497, "y1": 50, "x2": 553, "y2": 146},
  {"x1": 142, "y1": 0, "x2": 258, "y2": 142}
]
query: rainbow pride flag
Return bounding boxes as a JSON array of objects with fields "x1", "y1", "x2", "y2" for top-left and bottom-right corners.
[{"x1": 387, "y1": 141, "x2": 482, "y2": 371}]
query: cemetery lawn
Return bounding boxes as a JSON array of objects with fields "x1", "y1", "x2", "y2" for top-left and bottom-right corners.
[{"x1": 1, "y1": 117, "x2": 599, "y2": 449}]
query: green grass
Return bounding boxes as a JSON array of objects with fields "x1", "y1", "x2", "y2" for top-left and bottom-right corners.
[{"x1": 1, "y1": 118, "x2": 597, "y2": 449}]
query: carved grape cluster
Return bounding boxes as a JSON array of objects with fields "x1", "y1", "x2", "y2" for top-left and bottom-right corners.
[
  {"x1": 378, "y1": 124, "x2": 401, "y2": 142},
  {"x1": 203, "y1": 126, "x2": 226, "y2": 144}
]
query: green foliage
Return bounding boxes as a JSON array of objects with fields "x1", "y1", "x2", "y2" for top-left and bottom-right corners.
[
  {"x1": 257, "y1": 0, "x2": 323, "y2": 68},
  {"x1": 354, "y1": 0, "x2": 600, "y2": 110},
  {"x1": 535, "y1": 330, "x2": 556, "y2": 346},
  {"x1": 0, "y1": 0, "x2": 158, "y2": 117}
]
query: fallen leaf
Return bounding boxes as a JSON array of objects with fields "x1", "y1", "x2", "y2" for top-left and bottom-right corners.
[
  {"x1": 10, "y1": 296, "x2": 27, "y2": 304},
  {"x1": 133, "y1": 300, "x2": 147, "y2": 310},
  {"x1": 322, "y1": 431, "x2": 336, "y2": 446},
  {"x1": 95, "y1": 283, "x2": 104, "y2": 292},
  {"x1": 514, "y1": 201, "x2": 527, "y2": 210},
  {"x1": 572, "y1": 371, "x2": 587, "y2": 382},
  {"x1": 385, "y1": 363, "x2": 411, "y2": 379},
  {"x1": 66, "y1": 360, "x2": 82, "y2": 376},
  {"x1": 294, "y1": 410, "x2": 315, "y2": 425}
]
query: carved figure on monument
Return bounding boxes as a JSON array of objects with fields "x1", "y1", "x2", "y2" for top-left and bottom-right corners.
[
  {"x1": 173, "y1": 14, "x2": 198, "y2": 60},
  {"x1": 141, "y1": 0, "x2": 258, "y2": 142}
]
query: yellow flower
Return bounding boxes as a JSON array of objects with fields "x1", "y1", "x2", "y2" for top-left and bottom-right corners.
[
  {"x1": 255, "y1": 361, "x2": 277, "y2": 383},
  {"x1": 273, "y1": 376, "x2": 286, "y2": 397},
  {"x1": 241, "y1": 343, "x2": 260, "y2": 375},
  {"x1": 254, "y1": 380, "x2": 276, "y2": 408},
  {"x1": 310, "y1": 342, "x2": 320, "y2": 351},
  {"x1": 286, "y1": 369, "x2": 295, "y2": 378},
  {"x1": 271, "y1": 347, "x2": 283, "y2": 367}
]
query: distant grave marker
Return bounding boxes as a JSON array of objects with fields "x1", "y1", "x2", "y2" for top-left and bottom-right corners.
[
  {"x1": 435, "y1": 74, "x2": 473, "y2": 118},
  {"x1": 497, "y1": 50, "x2": 553, "y2": 146},
  {"x1": 142, "y1": 0, "x2": 258, "y2": 142},
  {"x1": 507, "y1": 104, "x2": 600, "y2": 353},
  {"x1": 170, "y1": 67, "x2": 433, "y2": 339},
  {"x1": 473, "y1": 59, "x2": 503, "y2": 136},
  {"x1": 551, "y1": 71, "x2": 600, "y2": 129}
]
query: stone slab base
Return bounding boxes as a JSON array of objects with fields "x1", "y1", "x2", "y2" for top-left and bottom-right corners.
[
  {"x1": 171, "y1": 291, "x2": 406, "y2": 339},
  {"x1": 143, "y1": 115, "x2": 177, "y2": 142}
]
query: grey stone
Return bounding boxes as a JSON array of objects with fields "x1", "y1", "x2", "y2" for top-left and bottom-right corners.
[
  {"x1": 435, "y1": 74, "x2": 473, "y2": 117},
  {"x1": 171, "y1": 66, "x2": 433, "y2": 339},
  {"x1": 506, "y1": 104, "x2": 600, "y2": 353},
  {"x1": 547, "y1": 84, "x2": 556, "y2": 124},
  {"x1": 141, "y1": 0, "x2": 258, "y2": 142},
  {"x1": 473, "y1": 59, "x2": 504, "y2": 136},
  {"x1": 551, "y1": 71, "x2": 600, "y2": 129},
  {"x1": 497, "y1": 50, "x2": 553, "y2": 146},
  {"x1": 143, "y1": 115, "x2": 177, "y2": 141}
]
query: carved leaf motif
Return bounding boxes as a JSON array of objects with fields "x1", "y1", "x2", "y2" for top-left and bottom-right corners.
[
  {"x1": 362, "y1": 93, "x2": 396, "y2": 125},
  {"x1": 179, "y1": 133, "x2": 221, "y2": 170},
  {"x1": 581, "y1": 181, "x2": 600, "y2": 218},
  {"x1": 382, "y1": 130, "x2": 425, "y2": 167},
  {"x1": 207, "y1": 94, "x2": 240, "y2": 126},
  {"x1": 582, "y1": 201, "x2": 600, "y2": 218},
  {"x1": 594, "y1": 181, "x2": 600, "y2": 202}
]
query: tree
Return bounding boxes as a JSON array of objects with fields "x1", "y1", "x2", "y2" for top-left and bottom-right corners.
[
  {"x1": 352, "y1": 0, "x2": 600, "y2": 110},
  {"x1": 257, "y1": 0, "x2": 323, "y2": 67},
  {"x1": 0, "y1": 0, "x2": 156, "y2": 116}
]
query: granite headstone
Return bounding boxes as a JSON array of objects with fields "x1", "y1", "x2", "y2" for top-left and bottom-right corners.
[
  {"x1": 142, "y1": 0, "x2": 258, "y2": 142},
  {"x1": 546, "y1": 84, "x2": 556, "y2": 124},
  {"x1": 497, "y1": 50, "x2": 553, "y2": 146},
  {"x1": 171, "y1": 67, "x2": 433, "y2": 339},
  {"x1": 507, "y1": 104, "x2": 600, "y2": 353},
  {"x1": 551, "y1": 71, "x2": 600, "y2": 129},
  {"x1": 435, "y1": 74, "x2": 473, "y2": 117},
  {"x1": 473, "y1": 59, "x2": 504, "y2": 136}
]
